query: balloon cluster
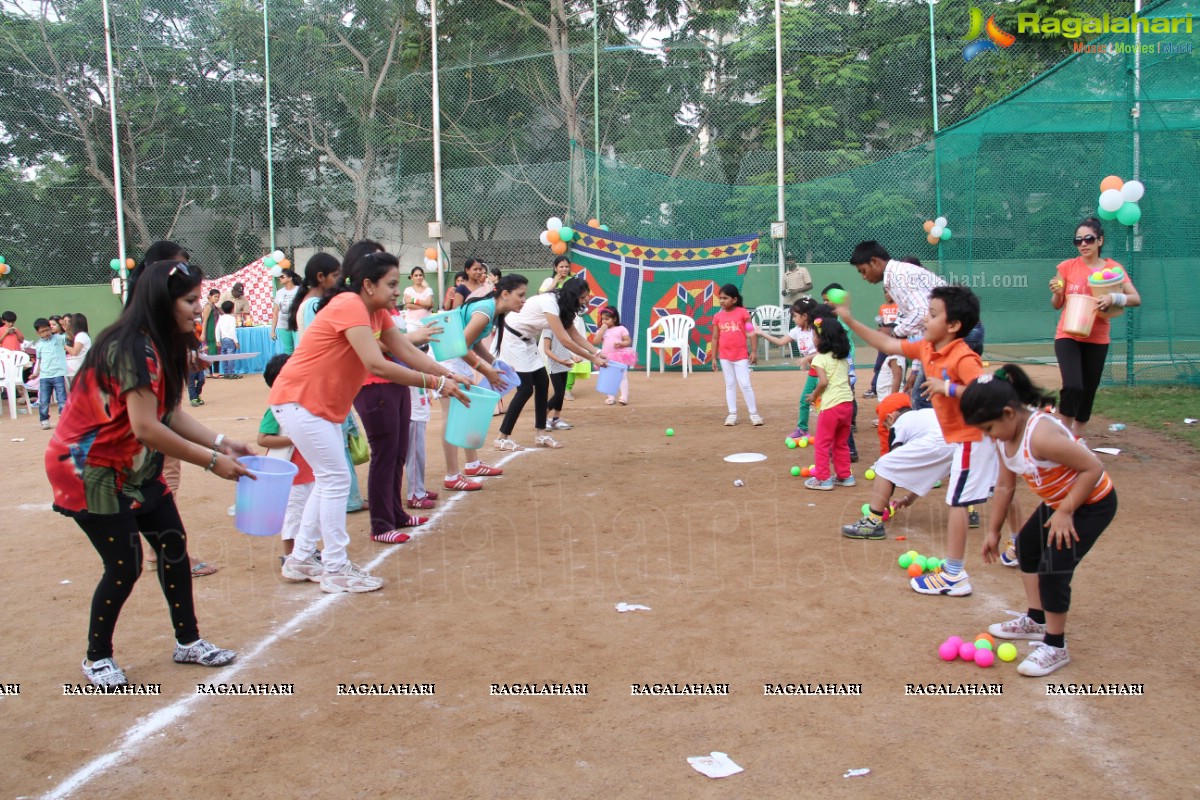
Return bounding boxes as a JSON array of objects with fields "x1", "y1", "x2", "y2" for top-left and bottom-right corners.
[
  {"x1": 109, "y1": 257, "x2": 135, "y2": 272},
  {"x1": 262, "y1": 249, "x2": 291, "y2": 278},
  {"x1": 922, "y1": 216, "x2": 952, "y2": 245},
  {"x1": 538, "y1": 217, "x2": 609, "y2": 256},
  {"x1": 0, "y1": 255, "x2": 9, "y2": 276},
  {"x1": 422, "y1": 246, "x2": 439, "y2": 273},
  {"x1": 1096, "y1": 176, "x2": 1144, "y2": 226}
]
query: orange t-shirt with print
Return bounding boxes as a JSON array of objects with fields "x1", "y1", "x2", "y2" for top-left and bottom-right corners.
[
  {"x1": 1054, "y1": 257, "x2": 1124, "y2": 345},
  {"x1": 900, "y1": 337, "x2": 984, "y2": 443},
  {"x1": 268, "y1": 292, "x2": 394, "y2": 422}
]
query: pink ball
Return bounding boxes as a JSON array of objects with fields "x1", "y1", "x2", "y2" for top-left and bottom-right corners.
[
  {"x1": 1102, "y1": 270, "x2": 1115, "y2": 280},
  {"x1": 938, "y1": 641, "x2": 959, "y2": 661},
  {"x1": 946, "y1": 636, "x2": 964, "y2": 649},
  {"x1": 958, "y1": 641, "x2": 976, "y2": 662},
  {"x1": 974, "y1": 648, "x2": 995, "y2": 668}
]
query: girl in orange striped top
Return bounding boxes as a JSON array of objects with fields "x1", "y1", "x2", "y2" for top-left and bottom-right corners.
[{"x1": 960, "y1": 365, "x2": 1117, "y2": 677}]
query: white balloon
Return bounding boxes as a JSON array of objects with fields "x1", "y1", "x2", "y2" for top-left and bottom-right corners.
[
  {"x1": 930, "y1": 225, "x2": 944, "y2": 238},
  {"x1": 269, "y1": 265, "x2": 283, "y2": 278},
  {"x1": 1098, "y1": 189, "x2": 1124, "y2": 212},
  {"x1": 271, "y1": 249, "x2": 285, "y2": 262},
  {"x1": 1120, "y1": 180, "x2": 1145, "y2": 203},
  {"x1": 424, "y1": 257, "x2": 438, "y2": 271},
  {"x1": 546, "y1": 216, "x2": 563, "y2": 231},
  {"x1": 539, "y1": 230, "x2": 551, "y2": 246},
  {"x1": 934, "y1": 216, "x2": 948, "y2": 228}
]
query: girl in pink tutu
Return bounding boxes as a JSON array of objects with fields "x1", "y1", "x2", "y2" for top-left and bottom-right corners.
[{"x1": 594, "y1": 307, "x2": 636, "y2": 405}]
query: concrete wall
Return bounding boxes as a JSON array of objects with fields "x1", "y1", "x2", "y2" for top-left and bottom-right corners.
[{"x1": 1, "y1": 284, "x2": 125, "y2": 340}]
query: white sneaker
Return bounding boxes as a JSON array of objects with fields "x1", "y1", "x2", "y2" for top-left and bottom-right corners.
[
  {"x1": 999, "y1": 540, "x2": 1020, "y2": 568},
  {"x1": 724, "y1": 414, "x2": 738, "y2": 426},
  {"x1": 40, "y1": 419, "x2": 51, "y2": 430},
  {"x1": 173, "y1": 639, "x2": 237, "y2": 667},
  {"x1": 320, "y1": 561, "x2": 383, "y2": 593},
  {"x1": 281, "y1": 553, "x2": 323, "y2": 583},
  {"x1": 82, "y1": 657, "x2": 128, "y2": 688},
  {"x1": 1017, "y1": 642, "x2": 1070, "y2": 677},
  {"x1": 749, "y1": 414, "x2": 764, "y2": 426},
  {"x1": 988, "y1": 612, "x2": 1047, "y2": 640}
]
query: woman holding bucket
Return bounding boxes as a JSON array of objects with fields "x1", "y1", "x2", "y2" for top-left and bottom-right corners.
[
  {"x1": 1050, "y1": 218, "x2": 1140, "y2": 439},
  {"x1": 271, "y1": 252, "x2": 470, "y2": 592},
  {"x1": 45, "y1": 260, "x2": 253, "y2": 688},
  {"x1": 440, "y1": 274, "x2": 529, "y2": 490},
  {"x1": 495, "y1": 277, "x2": 608, "y2": 450}
]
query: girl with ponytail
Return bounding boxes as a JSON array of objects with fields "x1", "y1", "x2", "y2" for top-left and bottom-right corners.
[{"x1": 959, "y1": 365, "x2": 1117, "y2": 678}]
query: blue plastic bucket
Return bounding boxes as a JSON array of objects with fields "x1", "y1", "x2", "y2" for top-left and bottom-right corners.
[
  {"x1": 445, "y1": 385, "x2": 502, "y2": 449},
  {"x1": 420, "y1": 309, "x2": 469, "y2": 362},
  {"x1": 235, "y1": 456, "x2": 300, "y2": 537},
  {"x1": 595, "y1": 362, "x2": 628, "y2": 396},
  {"x1": 478, "y1": 359, "x2": 520, "y2": 396}
]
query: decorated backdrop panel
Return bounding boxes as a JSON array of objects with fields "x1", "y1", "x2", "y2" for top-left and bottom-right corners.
[
  {"x1": 567, "y1": 225, "x2": 759, "y2": 368},
  {"x1": 200, "y1": 258, "x2": 275, "y2": 325}
]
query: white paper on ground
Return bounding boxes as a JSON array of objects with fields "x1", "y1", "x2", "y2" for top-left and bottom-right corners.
[
  {"x1": 1186, "y1": 418, "x2": 1197, "y2": 424},
  {"x1": 687, "y1": 752, "x2": 743, "y2": 779},
  {"x1": 1093, "y1": 447, "x2": 1121, "y2": 455},
  {"x1": 843, "y1": 768, "x2": 870, "y2": 778},
  {"x1": 723, "y1": 452, "x2": 767, "y2": 463},
  {"x1": 59, "y1": 580, "x2": 71, "y2": 585},
  {"x1": 615, "y1": 603, "x2": 651, "y2": 612}
]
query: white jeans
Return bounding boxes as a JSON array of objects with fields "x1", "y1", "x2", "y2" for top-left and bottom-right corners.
[
  {"x1": 720, "y1": 358, "x2": 758, "y2": 415},
  {"x1": 282, "y1": 482, "x2": 314, "y2": 541},
  {"x1": 272, "y1": 403, "x2": 351, "y2": 571},
  {"x1": 405, "y1": 420, "x2": 427, "y2": 499}
]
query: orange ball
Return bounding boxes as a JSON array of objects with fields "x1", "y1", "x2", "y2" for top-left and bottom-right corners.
[
  {"x1": 799, "y1": 466, "x2": 811, "y2": 477},
  {"x1": 906, "y1": 562, "x2": 924, "y2": 578},
  {"x1": 922, "y1": 220, "x2": 935, "y2": 233},
  {"x1": 926, "y1": 233, "x2": 940, "y2": 245},
  {"x1": 1099, "y1": 175, "x2": 1124, "y2": 193},
  {"x1": 424, "y1": 247, "x2": 437, "y2": 260},
  {"x1": 975, "y1": 633, "x2": 996, "y2": 646},
  {"x1": 550, "y1": 241, "x2": 568, "y2": 255}
]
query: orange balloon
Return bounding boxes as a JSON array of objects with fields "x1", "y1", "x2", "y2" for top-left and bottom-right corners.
[
  {"x1": 277, "y1": 258, "x2": 291, "y2": 270},
  {"x1": 1099, "y1": 175, "x2": 1124, "y2": 192},
  {"x1": 927, "y1": 233, "x2": 941, "y2": 245},
  {"x1": 125, "y1": 257, "x2": 135, "y2": 269},
  {"x1": 0, "y1": 263, "x2": 8, "y2": 275},
  {"x1": 546, "y1": 229, "x2": 562, "y2": 244},
  {"x1": 424, "y1": 247, "x2": 437, "y2": 260},
  {"x1": 550, "y1": 241, "x2": 568, "y2": 255},
  {"x1": 587, "y1": 218, "x2": 599, "y2": 227}
]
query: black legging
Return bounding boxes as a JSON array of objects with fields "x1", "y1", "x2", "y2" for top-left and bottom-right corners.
[
  {"x1": 500, "y1": 368, "x2": 549, "y2": 435},
  {"x1": 1017, "y1": 491, "x2": 1116, "y2": 613},
  {"x1": 77, "y1": 496, "x2": 200, "y2": 661},
  {"x1": 1055, "y1": 338, "x2": 1109, "y2": 423},
  {"x1": 548, "y1": 371, "x2": 569, "y2": 414}
]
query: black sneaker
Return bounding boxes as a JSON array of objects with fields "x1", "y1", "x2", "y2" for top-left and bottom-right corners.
[{"x1": 841, "y1": 516, "x2": 885, "y2": 540}]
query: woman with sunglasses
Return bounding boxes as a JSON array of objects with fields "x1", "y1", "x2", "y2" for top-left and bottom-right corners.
[
  {"x1": 45, "y1": 260, "x2": 254, "y2": 687},
  {"x1": 1050, "y1": 218, "x2": 1141, "y2": 440}
]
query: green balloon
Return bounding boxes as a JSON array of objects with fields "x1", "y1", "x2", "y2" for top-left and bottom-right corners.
[
  {"x1": 826, "y1": 288, "x2": 847, "y2": 305},
  {"x1": 898, "y1": 553, "x2": 913, "y2": 569},
  {"x1": 599, "y1": 223, "x2": 610, "y2": 231},
  {"x1": 939, "y1": 228, "x2": 952, "y2": 241},
  {"x1": 263, "y1": 256, "x2": 277, "y2": 268},
  {"x1": 1096, "y1": 205, "x2": 1118, "y2": 221},
  {"x1": 1116, "y1": 202, "x2": 1141, "y2": 226},
  {"x1": 558, "y1": 226, "x2": 575, "y2": 243},
  {"x1": 0, "y1": 255, "x2": 6, "y2": 264},
  {"x1": 110, "y1": 258, "x2": 121, "y2": 271}
]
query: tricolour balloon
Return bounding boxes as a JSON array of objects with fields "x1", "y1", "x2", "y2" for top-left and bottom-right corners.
[
  {"x1": 934, "y1": 216, "x2": 948, "y2": 228},
  {"x1": 1098, "y1": 189, "x2": 1124, "y2": 213},
  {"x1": 547, "y1": 229, "x2": 562, "y2": 244},
  {"x1": 424, "y1": 247, "x2": 437, "y2": 260},
  {"x1": 550, "y1": 241, "x2": 568, "y2": 255},
  {"x1": 1096, "y1": 205, "x2": 1118, "y2": 221},
  {"x1": 559, "y1": 226, "x2": 575, "y2": 243},
  {"x1": 930, "y1": 225, "x2": 944, "y2": 238},
  {"x1": 922, "y1": 220, "x2": 935, "y2": 233},
  {"x1": 263, "y1": 256, "x2": 277, "y2": 268},
  {"x1": 940, "y1": 228, "x2": 952, "y2": 241},
  {"x1": 271, "y1": 250, "x2": 285, "y2": 262},
  {"x1": 539, "y1": 231, "x2": 551, "y2": 246},
  {"x1": 926, "y1": 234, "x2": 940, "y2": 245},
  {"x1": 1099, "y1": 175, "x2": 1124, "y2": 193},
  {"x1": 1115, "y1": 202, "x2": 1141, "y2": 226},
  {"x1": 1120, "y1": 180, "x2": 1145, "y2": 203},
  {"x1": 546, "y1": 216, "x2": 563, "y2": 231}
]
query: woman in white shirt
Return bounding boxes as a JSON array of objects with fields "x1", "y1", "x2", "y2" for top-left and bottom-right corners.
[
  {"x1": 495, "y1": 277, "x2": 607, "y2": 450},
  {"x1": 64, "y1": 313, "x2": 92, "y2": 380},
  {"x1": 402, "y1": 266, "x2": 434, "y2": 326},
  {"x1": 270, "y1": 269, "x2": 301, "y2": 354}
]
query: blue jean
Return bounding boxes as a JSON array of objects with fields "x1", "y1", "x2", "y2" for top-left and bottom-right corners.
[
  {"x1": 219, "y1": 337, "x2": 237, "y2": 376},
  {"x1": 188, "y1": 370, "x2": 206, "y2": 401},
  {"x1": 39, "y1": 376, "x2": 66, "y2": 421}
]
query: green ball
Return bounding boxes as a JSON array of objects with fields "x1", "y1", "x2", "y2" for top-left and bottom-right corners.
[
  {"x1": 974, "y1": 639, "x2": 994, "y2": 651},
  {"x1": 790, "y1": 466, "x2": 801, "y2": 477},
  {"x1": 933, "y1": 480, "x2": 943, "y2": 489},
  {"x1": 997, "y1": 642, "x2": 1018, "y2": 662},
  {"x1": 786, "y1": 438, "x2": 797, "y2": 448},
  {"x1": 665, "y1": 428, "x2": 674, "y2": 437},
  {"x1": 826, "y1": 288, "x2": 847, "y2": 305},
  {"x1": 898, "y1": 553, "x2": 913, "y2": 569},
  {"x1": 926, "y1": 557, "x2": 940, "y2": 571},
  {"x1": 906, "y1": 550, "x2": 919, "y2": 559},
  {"x1": 915, "y1": 555, "x2": 928, "y2": 570}
]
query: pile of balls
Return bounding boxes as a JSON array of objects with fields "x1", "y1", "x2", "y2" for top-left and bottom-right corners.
[
  {"x1": 937, "y1": 634, "x2": 1018, "y2": 668},
  {"x1": 896, "y1": 548, "x2": 940, "y2": 577},
  {"x1": 784, "y1": 436, "x2": 809, "y2": 449}
]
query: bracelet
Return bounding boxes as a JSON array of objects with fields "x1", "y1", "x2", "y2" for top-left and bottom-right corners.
[
  {"x1": 945, "y1": 381, "x2": 956, "y2": 398},
  {"x1": 1110, "y1": 292, "x2": 1127, "y2": 307},
  {"x1": 438, "y1": 375, "x2": 446, "y2": 393},
  {"x1": 421, "y1": 374, "x2": 427, "y2": 390},
  {"x1": 214, "y1": 433, "x2": 226, "y2": 450},
  {"x1": 204, "y1": 449, "x2": 219, "y2": 472}
]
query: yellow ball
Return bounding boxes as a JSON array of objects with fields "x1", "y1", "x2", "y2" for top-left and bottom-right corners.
[
  {"x1": 997, "y1": 642, "x2": 1018, "y2": 662},
  {"x1": 798, "y1": 437, "x2": 808, "y2": 448},
  {"x1": 864, "y1": 469, "x2": 876, "y2": 480}
]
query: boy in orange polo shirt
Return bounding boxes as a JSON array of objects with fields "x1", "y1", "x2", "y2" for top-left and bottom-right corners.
[{"x1": 837, "y1": 285, "x2": 997, "y2": 597}]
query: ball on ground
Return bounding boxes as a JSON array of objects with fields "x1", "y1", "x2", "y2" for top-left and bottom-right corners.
[
  {"x1": 974, "y1": 639, "x2": 994, "y2": 651},
  {"x1": 946, "y1": 635, "x2": 964, "y2": 649},
  {"x1": 898, "y1": 553, "x2": 913, "y2": 569},
  {"x1": 915, "y1": 555, "x2": 928, "y2": 571},
  {"x1": 864, "y1": 469, "x2": 876, "y2": 480},
  {"x1": 798, "y1": 437, "x2": 808, "y2": 447},
  {"x1": 800, "y1": 466, "x2": 811, "y2": 477},
  {"x1": 790, "y1": 466, "x2": 801, "y2": 477},
  {"x1": 974, "y1": 648, "x2": 995, "y2": 668},
  {"x1": 786, "y1": 438, "x2": 796, "y2": 448},
  {"x1": 938, "y1": 641, "x2": 959, "y2": 661},
  {"x1": 976, "y1": 632, "x2": 996, "y2": 646},
  {"x1": 906, "y1": 550, "x2": 919, "y2": 560},
  {"x1": 925, "y1": 557, "x2": 940, "y2": 571},
  {"x1": 997, "y1": 643, "x2": 1017, "y2": 662},
  {"x1": 958, "y1": 642, "x2": 977, "y2": 662},
  {"x1": 665, "y1": 428, "x2": 674, "y2": 437},
  {"x1": 906, "y1": 562, "x2": 923, "y2": 578}
]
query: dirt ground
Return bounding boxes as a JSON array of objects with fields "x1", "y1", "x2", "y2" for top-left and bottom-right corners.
[{"x1": 3, "y1": 361, "x2": 1198, "y2": 799}]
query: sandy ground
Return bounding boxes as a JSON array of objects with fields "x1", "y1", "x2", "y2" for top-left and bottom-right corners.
[{"x1": 3, "y1": 362, "x2": 1198, "y2": 799}]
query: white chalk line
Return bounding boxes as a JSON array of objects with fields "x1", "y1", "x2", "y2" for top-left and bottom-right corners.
[{"x1": 43, "y1": 447, "x2": 529, "y2": 800}]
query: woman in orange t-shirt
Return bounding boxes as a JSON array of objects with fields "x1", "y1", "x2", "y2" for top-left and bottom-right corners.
[
  {"x1": 1049, "y1": 218, "x2": 1140, "y2": 439},
  {"x1": 269, "y1": 252, "x2": 469, "y2": 594}
]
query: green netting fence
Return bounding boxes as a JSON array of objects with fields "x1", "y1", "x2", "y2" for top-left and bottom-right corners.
[{"x1": 0, "y1": 0, "x2": 1197, "y2": 382}]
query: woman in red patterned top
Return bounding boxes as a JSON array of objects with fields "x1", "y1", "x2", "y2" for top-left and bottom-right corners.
[
  {"x1": 961, "y1": 365, "x2": 1117, "y2": 678},
  {"x1": 45, "y1": 260, "x2": 255, "y2": 688}
]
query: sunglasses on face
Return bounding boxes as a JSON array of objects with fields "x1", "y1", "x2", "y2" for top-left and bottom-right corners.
[{"x1": 1073, "y1": 235, "x2": 1099, "y2": 246}]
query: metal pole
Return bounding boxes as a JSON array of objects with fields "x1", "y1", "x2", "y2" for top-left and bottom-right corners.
[
  {"x1": 431, "y1": 0, "x2": 446, "y2": 302},
  {"x1": 100, "y1": 0, "x2": 128, "y2": 302},
  {"x1": 592, "y1": 0, "x2": 601, "y2": 222},
  {"x1": 928, "y1": 0, "x2": 944, "y2": 267},
  {"x1": 1128, "y1": 0, "x2": 1141, "y2": 385},
  {"x1": 262, "y1": 0, "x2": 276, "y2": 251},
  {"x1": 774, "y1": 0, "x2": 786, "y2": 304}
]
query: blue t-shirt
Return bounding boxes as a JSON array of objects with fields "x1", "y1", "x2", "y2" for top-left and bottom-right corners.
[
  {"x1": 461, "y1": 296, "x2": 497, "y2": 347},
  {"x1": 35, "y1": 333, "x2": 68, "y2": 379}
]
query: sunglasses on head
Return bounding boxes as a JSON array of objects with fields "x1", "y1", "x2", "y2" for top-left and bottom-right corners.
[
  {"x1": 167, "y1": 261, "x2": 191, "y2": 278},
  {"x1": 1073, "y1": 234, "x2": 1099, "y2": 246}
]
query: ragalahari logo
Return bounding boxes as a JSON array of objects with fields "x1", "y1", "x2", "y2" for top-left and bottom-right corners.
[{"x1": 962, "y1": 8, "x2": 1016, "y2": 61}]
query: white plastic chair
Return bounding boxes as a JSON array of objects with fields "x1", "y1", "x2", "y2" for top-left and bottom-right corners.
[
  {"x1": 0, "y1": 350, "x2": 34, "y2": 419},
  {"x1": 753, "y1": 305, "x2": 788, "y2": 359},
  {"x1": 645, "y1": 314, "x2": 697, "y2": 377}
]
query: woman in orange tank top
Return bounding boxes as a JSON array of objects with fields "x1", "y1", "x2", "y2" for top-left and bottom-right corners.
[{"x1": 960, "y1": 365, "x2": 1117, "y2": 678}]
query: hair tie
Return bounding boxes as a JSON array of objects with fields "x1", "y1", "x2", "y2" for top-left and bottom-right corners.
[
  {"x1": 813, "y1": 318, "x2": 823, "y2": 329},
  {"x1": 994, "y1": 367, "x2": 1008, "y2": 381}
]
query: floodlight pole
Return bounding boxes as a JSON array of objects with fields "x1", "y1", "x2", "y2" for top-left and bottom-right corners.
[
  {"x1": 1128, "y1": 0, "x2": 1141, "y2": 385},
  {"x1": 774, "y1": 0, "x2": 786, "y2": 303},
  {"x1": 100, "y1": 0, "x2": 128, "y2": 302},
  {"x1": 431, "y1": 0, "x2": 446, "y2": 301},
  {"x1": 928, "y1": 0, "x2": 944, "y2": 267},
  {"x1": 592, "y1": 0, "x2": 601, "y2": 223},
  {"x1": 262, "y1": 0, "x2": 276, "y2": 251}
]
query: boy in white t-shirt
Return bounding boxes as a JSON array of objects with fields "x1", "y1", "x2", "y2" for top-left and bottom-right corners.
[
  {"x1": 875, "y1": 352, "x2": 905, "y2": 400},
  {"x1": 214, "y1": 301, "x2": 239, "y2": 378},
  {"x1": 405, "y1": 386, "x2": 437, "y2": 510}
]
